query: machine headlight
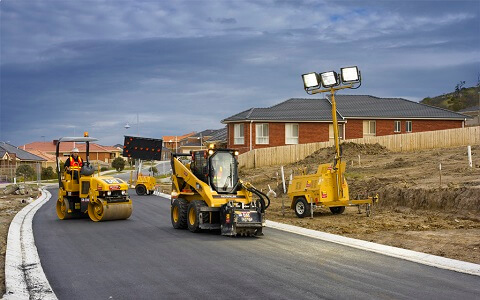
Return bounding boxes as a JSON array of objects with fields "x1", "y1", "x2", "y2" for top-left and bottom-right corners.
[
  {"x1": 107, "y1": 191, "x2": 111, "y2": 196},
  {"x1": 121, "y1": 190, "x2": 126, "y2": 195}
]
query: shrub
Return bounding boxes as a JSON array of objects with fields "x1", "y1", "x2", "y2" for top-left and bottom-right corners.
[
  {"x1": 16, "y1": 164, "x2": 35, "y2": 182},
  {"x1": 111, "y1": 157, "x2": 126, "y2": 172},
  {"x1": 101, "y1": 167, "x2": 109, "y2": 172},
  {"x1": 149, "y1": 166, "x2": 158, "y2": 176},
  {"x1": 41, "y1": 166, "x2": 57, "y2": 179}
]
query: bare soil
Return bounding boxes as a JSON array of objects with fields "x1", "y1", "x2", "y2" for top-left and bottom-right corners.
[
  {"x1": 0, "y1": 187, "x2": 39, "y2": 295},
  {"x1": 240, "y1": 143, "x2": 480, "y2": 264}
]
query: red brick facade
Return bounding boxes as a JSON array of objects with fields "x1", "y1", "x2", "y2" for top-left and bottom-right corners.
[{"x1": 227, "y1": 119, "x2": 464, "y2": 153}]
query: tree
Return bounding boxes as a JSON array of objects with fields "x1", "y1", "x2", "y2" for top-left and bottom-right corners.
[
  {"x1": 111, "y1": 157, "x2": 126, "y2": 172},
  {"x1": 16, "y1": 164, "x2": 35, "y2": 182},
  {"x1": 149, "y1": 166, "x2": 158, "y2": 176},
  {"x1": 41, "y1": 166, "x2": 56, "y2": 179}
]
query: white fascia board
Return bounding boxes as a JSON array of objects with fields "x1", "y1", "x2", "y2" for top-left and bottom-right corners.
[
  {"x1": 222, "y1": 120, "x2": 346, "y2": 123},
  {"x1": 344, "y1": 117, "x2": 466, "y2": 120}
]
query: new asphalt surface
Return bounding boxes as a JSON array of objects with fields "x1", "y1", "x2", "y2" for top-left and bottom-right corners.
[{"x1": 34, "y1": 189, "x2": 480, "y2": 300}]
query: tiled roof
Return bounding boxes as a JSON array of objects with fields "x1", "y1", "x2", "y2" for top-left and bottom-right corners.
[
  {"x1": 163, "y1": 132, "x2": 196, "y2": 142},
  {"x1": 222, "y1": 98, "x2": 343, "y2": 122},
  {"x1": 222, "y1": 96, "x2": 469, "y2": 122},
  {"x1": 330, "y1": 95, "x2": 469, "y2": 119},
  {"x1": 206, "y1": 127, "x2": 227, "y2": 142},
  {"x1": 0, "y1": 142, "x2": 46, "y2": 161},
  {"x1": 190, "y1": 129, "x2": 218, "y2": 138},
  {"x1": 25, "y1": 150, "x2": 57, "y2": 162},
  {"x1": 20, "y1": 141, "x2": 121, "y2": 153}
]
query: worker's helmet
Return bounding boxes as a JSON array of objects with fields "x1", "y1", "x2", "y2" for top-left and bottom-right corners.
[{"x1": 71, "y1": 148, "x2": 79, "y2": 153}]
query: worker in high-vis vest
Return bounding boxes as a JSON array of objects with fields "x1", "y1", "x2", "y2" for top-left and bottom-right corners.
[{"x1": 65, "y1": 148, "x2": 83, "y2": 181}]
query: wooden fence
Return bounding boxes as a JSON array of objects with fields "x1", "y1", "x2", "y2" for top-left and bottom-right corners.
[{"x1": 238, "y1": 126, "x2": 480, "y2": 169}]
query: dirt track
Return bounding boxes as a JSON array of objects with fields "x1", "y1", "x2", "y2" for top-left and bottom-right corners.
[{"x1": 241, "y1": 143, "x2": 480, "y2": 263}]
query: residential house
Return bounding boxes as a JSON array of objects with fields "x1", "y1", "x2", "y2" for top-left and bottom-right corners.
[
  {"x1": 0, "y1": 142, "x2": 46, "y2": 182},
  {"x1": 178, "y1": 129, "x2": 219, "y2": 153},
  {"x1": 163, "y1": 132, "x2": 196, "y2": 153},
  {"x1": 205, "y1": 127, "x2": 228, "y2": 148},
  {"x1": 20, "y1": 140, "x2": 122, "y2": 164},
  {"x1": 222, "y1": 95, "x2": 469, "y2": 153},
  {"x1": 459, "y1": 106, "x2": 480, "y2": 126}
]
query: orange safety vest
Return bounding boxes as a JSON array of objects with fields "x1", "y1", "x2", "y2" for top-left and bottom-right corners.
[{"x1": 69, "y1": 156, "x2": 83, "y2": 171}]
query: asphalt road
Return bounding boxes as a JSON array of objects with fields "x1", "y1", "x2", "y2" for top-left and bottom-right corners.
[{"x1": 34, "y1": 189, "x2": 480, "y2": 300}]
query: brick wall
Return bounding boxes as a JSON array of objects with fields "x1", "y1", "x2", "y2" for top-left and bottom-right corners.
[
  {"x1": 344, "y1": 119, "x2": 463, "y2": 139},
  {"x1": 228, "y1": 122, "x2": 331, "y2": 153},
  {"x1": 345, "y1": 119, "x2": 363, "y2": 139},
  {"x1": 228, "y1": 119, "x2": 464, "y2": 153}
]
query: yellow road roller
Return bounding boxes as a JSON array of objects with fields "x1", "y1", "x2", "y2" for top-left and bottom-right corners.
[{"x1": 55, "y1": 135, "x2": 132, "y2": 221}]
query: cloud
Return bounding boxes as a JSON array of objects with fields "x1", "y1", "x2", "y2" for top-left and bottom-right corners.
[{"x1": 1, "y1": 0, "x2": 479, "y2": 146}]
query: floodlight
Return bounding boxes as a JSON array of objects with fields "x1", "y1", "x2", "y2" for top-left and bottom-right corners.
[
  {"x1": 340, "y1": 66, "x2": 360, "y2": 83},
  {"x1": 302, "y1": 72, "x2": 321, "y2": 89},
  {"x1": 320, "y1": 71, "x2": 339, "y2": 88}
]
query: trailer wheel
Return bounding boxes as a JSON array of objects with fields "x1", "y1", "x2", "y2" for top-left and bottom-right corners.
[
  {"x1": 187, "y1": 200, "x2": 206, "y2": 233},
  {"x1": 330, "y1": 206, "x2": 345, "y2": 214},
  {"x1": 171, "y1": 198, "x2": 188, "y2": 229},
  {"x1": 135, "y1": 184, "x2": 146, "y2": 195},
  {"x1": 294, "y1": 197, "x2": 310, "y2": 218}
]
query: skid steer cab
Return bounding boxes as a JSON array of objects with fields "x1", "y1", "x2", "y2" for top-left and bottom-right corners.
[
  {"x1": 55, "y1": 135, "x2": 133, "y2": 222},
  {"x1": 170, "y1": 146, "x2": 270, "y2": 236}
]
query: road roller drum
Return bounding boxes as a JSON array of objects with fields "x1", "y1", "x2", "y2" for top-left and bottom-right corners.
[{"x1": 88, "y1": 198, "x2": 133, "y2": 222}]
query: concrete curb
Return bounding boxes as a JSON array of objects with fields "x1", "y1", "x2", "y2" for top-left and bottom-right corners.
[
  {"x1": 266, "y1": 220, "x2": 480, "y2": 277},
  {"x1": 3, "y1": 189, "x2": 57, "y2": 299},
  {"x1": 142, "y1": 193, "x2": 480, "y2": 276},
  {"x1": 153, "y1": 191, "x2": 171, "y2": 199}
]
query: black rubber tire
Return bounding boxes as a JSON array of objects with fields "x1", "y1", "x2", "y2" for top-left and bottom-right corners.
[
  {"x1": 330, "y1": 206, "x2": 346, "y2": 214},
  {"x1": 135, "y1": 184, "x2": 146, "y2": 196},
  {"x1": 171, "y1": 198, "x2": 188, "y2": 229},
  {"x1": 294, "y1": 197, "x2": 310, "y2": 218},
  {"x1": 187, "y1": 200, "x2": 207, "y2": 233}
]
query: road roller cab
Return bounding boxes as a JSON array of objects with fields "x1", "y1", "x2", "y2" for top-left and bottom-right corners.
[{"x1": 55, "y1": 135, "x2": 133, "y2": 221}]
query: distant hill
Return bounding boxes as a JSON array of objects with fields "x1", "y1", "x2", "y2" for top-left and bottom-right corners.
[{"x1": 421, "y1": 85, "x2": 479, "y2": 112}]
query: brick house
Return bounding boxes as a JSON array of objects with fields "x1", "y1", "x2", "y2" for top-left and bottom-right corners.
[
  {"x1": 0, "y1": 142, "x2": 46, "y2": 182},
  {"x1": 20, "y1": 140, "x2": 122, "y2": 163},
  {"x1": 163, "y1": 132, "x2": 196, "y2": 153},
  {"x1": 222, "y1": 95, "x2": 469, "y2": 153}
]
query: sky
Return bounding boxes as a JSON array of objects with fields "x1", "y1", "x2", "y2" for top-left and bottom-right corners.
[{"x1": 1, "y1": 0, "x2": 479, "y2": 146}]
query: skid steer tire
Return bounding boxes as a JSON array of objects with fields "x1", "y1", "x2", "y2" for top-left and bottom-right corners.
[
  {"x1": 330, "y1": 206, "x2": 345, "y2": 215},
  {"x1": 294, "y1": 197, "x2": 310, "y2": 218},
  {"x1": 135, "y1": 184, "x2": 146, "y2": 196},
  {"x1": 171, "y1": 198, "x2": 188, "y2": 229},
  {"x1": 187, "y1": 200, "x2": 207, "y2": 233}
]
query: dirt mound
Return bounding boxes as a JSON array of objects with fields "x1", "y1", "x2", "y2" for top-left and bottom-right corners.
[
  {"x1": 292, "y1": 142, "x2": 388, "y2": 167},
  {"x1": 348, "y1": 177, "x2": 480, "y2": 212}
]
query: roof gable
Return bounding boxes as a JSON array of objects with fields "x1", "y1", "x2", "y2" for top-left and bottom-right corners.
[
  {"x1": 0, "y1": 142, "x2": 46, "y2": 161},
  {"x1": 223, "y1": 98, "x2": 341, "y2": 122}
]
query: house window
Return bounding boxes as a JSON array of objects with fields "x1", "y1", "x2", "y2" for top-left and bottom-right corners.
[
  {"x1": 285, "y1": 124, "x2": 299, "y2": 144},
  {"x1": 394, "y1": 121, "x2": 401, "y2": 133},
  {"x1": 234, "y1": 124, "x2": 244, "y2": 144},
  {"x1": 256, "y1": 123, "x2": 269, "y2": 144},
  {"x1": 363, "y1": 120, "x2": 376, "y2": 136},
  {"x1": 329, "y1": 124, "x2": 344, "y2": 140},
  {"x1": 406, "y1": 121, "x2": 412, "y2": 133}
]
